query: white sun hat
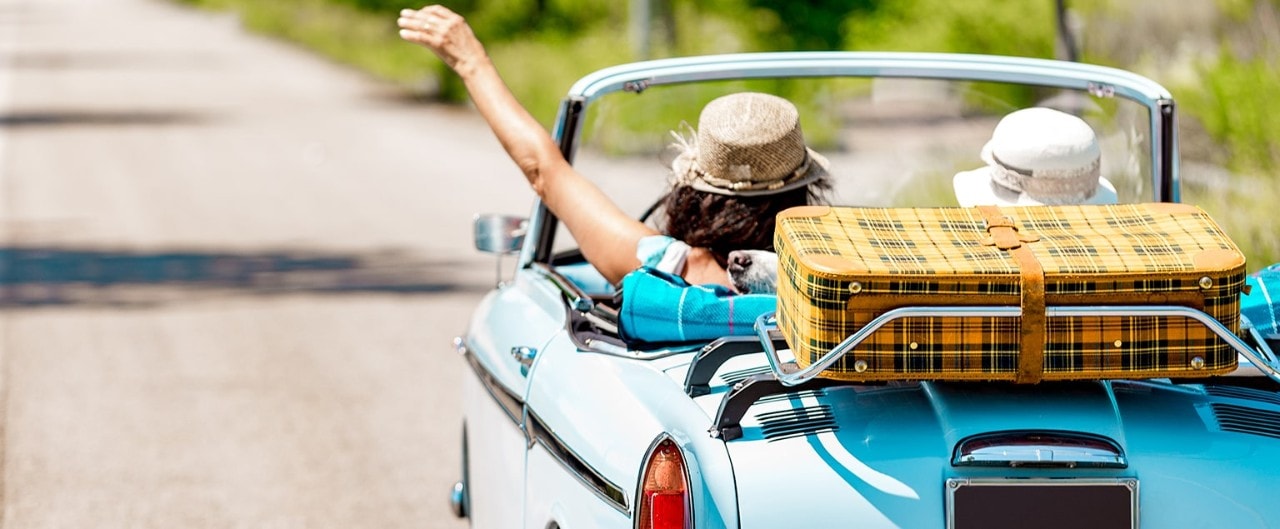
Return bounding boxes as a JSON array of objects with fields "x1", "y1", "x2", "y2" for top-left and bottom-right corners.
[{"x1": 953, "y1": 107, "x2": 1117, "y2": 207}]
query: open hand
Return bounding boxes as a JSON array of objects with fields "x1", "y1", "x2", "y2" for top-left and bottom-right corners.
[{"x1": 397, "y1": 5, "x2": 486, "y2": 73}]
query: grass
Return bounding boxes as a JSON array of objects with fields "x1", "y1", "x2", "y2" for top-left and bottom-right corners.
[
  {"x1": 1070, "y1": 0, "x2": 1280, "y2": 270},
  {"x1": 1179, "y1": 51, "x2": 1280, "y2": 176},
  {"x1": 1177, "y1": 50, "x2": 1280, "y2": 275},
  {"x1": 1184, "y1": 174, "x2": 1280, "y2": 273}
]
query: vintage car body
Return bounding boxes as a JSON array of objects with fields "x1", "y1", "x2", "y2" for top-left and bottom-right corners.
[{"x1": 451, "y1": 52, "x2": 1280, "y2": 528}]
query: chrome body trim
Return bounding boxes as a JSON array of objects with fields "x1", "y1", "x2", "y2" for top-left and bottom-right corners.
[
  {"x1": 526, "y1": 410, "x2": 630, "y2": 514},
  {"x1": 457, "y1": 338, "x2": 524, "y2": 427},
  {"x1": 461, "y1": 311, "x2": 636, "y2": 518},
  {"x1": 755, "y1": 305, "x2": 1280, "y2": 387},
  {"x1": 531, "y1": 262, "x2": 594, "y2": 313},
  {"x1": 511, "y1": 346, "x2": 537, "y2": 375},
  {"x1": 449, "y1": 481, "x2": 467, "y2": 518}
]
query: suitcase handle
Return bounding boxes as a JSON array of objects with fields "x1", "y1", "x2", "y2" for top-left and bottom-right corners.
[{"x1": 755, "y1": 307, "x2": 1280, "y2": 387}]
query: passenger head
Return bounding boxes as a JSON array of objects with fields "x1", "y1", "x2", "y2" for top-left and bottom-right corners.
[
  {"x1": 661, "y1": 92, "x2": 830, "y2": 266},
  {"x1": 953, "y1": 107, "x2": 1117, "y2": 207}
]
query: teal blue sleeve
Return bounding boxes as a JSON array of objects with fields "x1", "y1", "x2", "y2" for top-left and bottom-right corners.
[
  {"x1": 1243, "y1": 263, "x2": 1280, "y2": 338},
  {"x1": 636, "y1": 235, "x2": 677, "y2": 269}
]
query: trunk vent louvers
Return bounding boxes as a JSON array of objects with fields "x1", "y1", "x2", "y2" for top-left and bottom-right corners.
[
  {"x1": 1210, "y1": 403, "x2": 1280, "y2": 439},
  {"x1": 1203, "y1": 385, "x2": 1280, "y2": 407},
  {"x1": 755, "y1": 404, "x2": 837, "y2": 441},
  {"x1": 757, "y1": 388, "x2": 828, "y2": 404},
  {"x1": 720, "y1": 366, "x2": 774, "y2": 386}
]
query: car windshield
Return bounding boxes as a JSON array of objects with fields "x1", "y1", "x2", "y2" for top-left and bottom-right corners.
[{"x1": 555, "y1": 77, "x2": 1155, "y2": 254}]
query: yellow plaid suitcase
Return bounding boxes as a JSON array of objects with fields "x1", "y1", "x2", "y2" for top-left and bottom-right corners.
[{"x1": 774, "y1": 203, "x2": 1246, "y2": 383}]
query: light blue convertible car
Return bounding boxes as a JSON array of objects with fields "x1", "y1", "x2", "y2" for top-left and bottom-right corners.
[{"x1": 451, "y1": 52, "x2": 1280, "y2": 528}]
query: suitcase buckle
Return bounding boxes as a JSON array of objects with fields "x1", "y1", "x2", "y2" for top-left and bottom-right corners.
[{"x1": 982, "y1": 216, "x2": 1041, "y2": 250}]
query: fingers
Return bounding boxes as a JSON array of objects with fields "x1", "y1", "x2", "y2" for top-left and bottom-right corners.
[
  {"x1": 400, "y1": 5, "x2": 452, "y2": 17},
  {"x1": 397, "y1": 12, "x2": 437, "y2": 33},
  {"x1": 398, "y1": 5, "x2": 452, "y2": 29},
  {"x1": 397, "y1": 5, "x2": 485, "y2": 70},
  {"x1": 399, "y1": 5, "x2": 452, "y2": 19},
  {"x1": 397, "y1": 28, "x2": 428, "y2": 46},
  {"x1": 397, "y1": 5, "x2": 454, "y2": 44},
  {"x1": 397, "y1": 14, "x2": 437, "y2": 46}
]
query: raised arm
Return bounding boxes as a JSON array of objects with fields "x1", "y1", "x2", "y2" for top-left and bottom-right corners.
[{"x1": 397, "y1": 5, "x2": 657, "y2": 284}]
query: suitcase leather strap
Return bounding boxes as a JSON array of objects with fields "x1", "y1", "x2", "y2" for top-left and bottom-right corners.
[{"x1": 977, "y1": 206, "x2": 1046, "y2": 384}]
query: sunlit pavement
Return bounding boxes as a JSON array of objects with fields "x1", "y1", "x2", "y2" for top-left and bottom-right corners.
[{"x1": 0, "y1": 0, "x2": 538, "y2": 526}]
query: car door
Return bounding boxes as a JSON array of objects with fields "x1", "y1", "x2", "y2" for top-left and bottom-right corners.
[{"x1": 462, "y1": 265, "x2": 566, "y2": 529}]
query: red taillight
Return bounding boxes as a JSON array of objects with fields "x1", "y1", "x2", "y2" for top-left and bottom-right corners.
[{"x1": 637, "y1": 439, "x2": 689, "y2": 529}]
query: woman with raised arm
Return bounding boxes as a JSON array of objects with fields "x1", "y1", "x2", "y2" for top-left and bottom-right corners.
[{"x1": 397, "y1": 5, "x2": 829, "y2": 289}]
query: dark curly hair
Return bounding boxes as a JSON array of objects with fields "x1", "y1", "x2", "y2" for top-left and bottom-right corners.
[{"x1": 659, "y1": 181, "x2": 830, "y2": 268}]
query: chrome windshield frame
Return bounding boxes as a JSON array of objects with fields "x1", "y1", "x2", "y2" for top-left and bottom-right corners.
[{"x1": 524, "y1": 51, "x2": 1179, "y2": 266}]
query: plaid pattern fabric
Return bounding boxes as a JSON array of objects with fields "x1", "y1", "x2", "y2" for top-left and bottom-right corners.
[{"x1": 775, "y1": 204, "x2": 1246, "y2": 382}]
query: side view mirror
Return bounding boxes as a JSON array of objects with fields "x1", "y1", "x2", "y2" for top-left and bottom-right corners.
[
  {"x1": 473, "y1": 214, "x2": 527, "y2": 255},
  {"x1": 474, "y1": 214, "x2": 528, "y2": 285}
]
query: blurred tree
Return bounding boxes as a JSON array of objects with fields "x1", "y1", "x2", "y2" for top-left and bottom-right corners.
[
  {"x1": 745, "y1": 0, "x2": 877, "y2": 50},
  {"x1": 461, "y1": 0, "x2": 616, "y2": 37},
  {"x1": 1055, "y1": 0, "x2": 1079, "y2": 61},
  {"x1": 844, "y1": 0, "x2": 1054, "y2": 56},
  {"x1": 346, "y1": 0, "x2": 477, "y2": 13}
]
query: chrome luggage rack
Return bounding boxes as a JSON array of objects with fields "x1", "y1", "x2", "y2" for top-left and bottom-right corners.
[
  {"x1": 701, "y1": 305, "x2": 1279, "y2": 441},
  {"x1": 753, "y1": 305, "x2": 1280, "y2": 387}
]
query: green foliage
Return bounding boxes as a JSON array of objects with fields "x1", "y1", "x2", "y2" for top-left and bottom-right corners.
[
  {"x1": 843, "y1": 0, "x2": 1055, "y2": 56},
  {"x1": 745, "y1": 0, "x2": 876, "y2": 51},
  {"x1": 842, "y1": 0, "x2": 1058, "y2": 110},
  {"x1": 1177, "y1": 50, "x2": 1280, "y2": 270},
  {"x1": 321, "y1": 0, "x2": 470, "y2": 13},
  {"x1": 458, "y1": 0, "x2": 618, "y2": 40},
  {"x1": 176, "y1": 0, "x2": 1066, "y2": 116},
  {"x1": 1217, "y1": 0, "x2": 1258, "y2": 18},
  {"x1": 578, "y1": 77, "x2": 855, "y2": 157},
  {"x1": 1184, "y1": 174, "x2": 1280, "y2": 273},
  {"x1": 1161, "y1": 0, "x2": 1280, "y2": 175},
  {"x1": 485, "y1": 26, "x2": 631, "y2": 125},
  {"x1": 1178, "y1": 52, "x2": 1280, "y2": 174}
]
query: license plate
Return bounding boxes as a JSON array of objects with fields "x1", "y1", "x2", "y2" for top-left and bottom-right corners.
[{"x1": 946, "y1": 478, "x2": 1137, "y2": 529}]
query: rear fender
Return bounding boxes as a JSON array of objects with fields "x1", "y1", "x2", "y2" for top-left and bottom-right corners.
[{"x1": 524, "y1": 333, "x2": 738, "y2": 528}]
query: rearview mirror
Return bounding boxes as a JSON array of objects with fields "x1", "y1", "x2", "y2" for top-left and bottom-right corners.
[{"x1": 473, "y1": 214, "x2": 527, "y2": 255}]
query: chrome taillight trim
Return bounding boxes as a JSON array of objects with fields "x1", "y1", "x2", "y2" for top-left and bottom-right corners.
[{"x1": 634, "y1": 434, "x2": 693, "y2": 529}]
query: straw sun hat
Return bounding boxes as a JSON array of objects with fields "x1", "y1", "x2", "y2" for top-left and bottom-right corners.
[
  {"x1": 668, "y1": 92, "x2": 828, "y2": 196},
  {"x1": 953, "y1": 107, "x2": 1117, "y2": 207}
]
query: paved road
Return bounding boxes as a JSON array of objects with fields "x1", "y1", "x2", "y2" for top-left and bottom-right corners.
[{"x1": 0, "y1": 0, "x2": 536, "y2": 526}]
